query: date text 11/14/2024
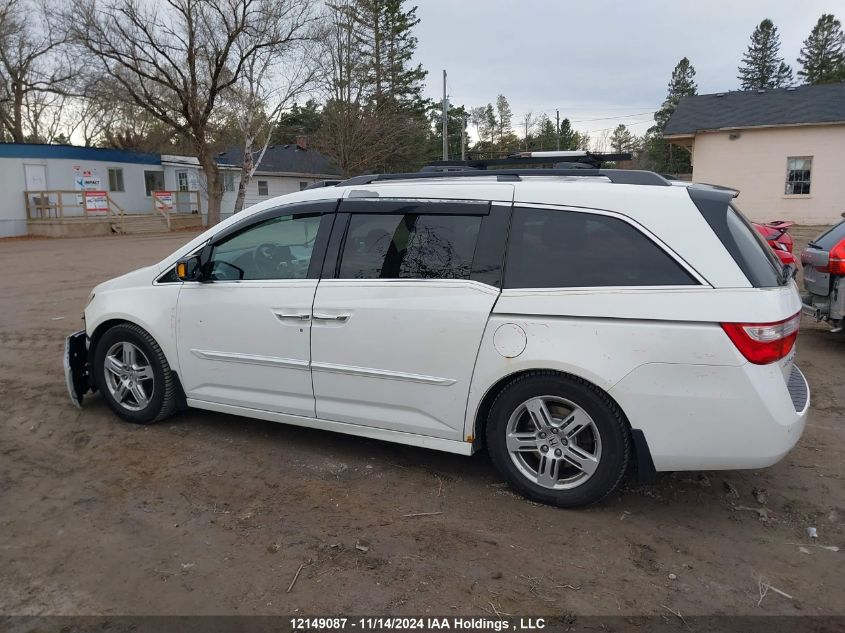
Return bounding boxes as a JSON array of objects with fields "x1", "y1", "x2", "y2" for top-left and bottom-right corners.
[{"x1": 290, "y1": 617, "x2": 548, "y2": 630}]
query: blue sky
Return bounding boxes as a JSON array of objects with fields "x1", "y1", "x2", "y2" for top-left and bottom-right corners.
[{"x1": 413, "y1": 0, "x2": 841, "y2": 143}]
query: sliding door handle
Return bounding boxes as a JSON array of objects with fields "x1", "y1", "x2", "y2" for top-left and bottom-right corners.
[{"x1": 313, "y1": 312, "x2": 350, "y2": 322}]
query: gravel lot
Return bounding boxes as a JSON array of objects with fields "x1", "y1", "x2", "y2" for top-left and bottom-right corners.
[{"x1": 1, "y1": 229, "x2": 843, "y2": 618}]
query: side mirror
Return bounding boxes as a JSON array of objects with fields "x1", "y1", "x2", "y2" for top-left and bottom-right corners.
[{"x1": 176, "y1": 255, "x2": 203, "y2": 282}]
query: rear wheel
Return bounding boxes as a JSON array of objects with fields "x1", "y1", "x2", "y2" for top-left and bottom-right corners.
[
  {"x1": 93, "y1": 323, "x2": 177, "y2": 424},
  {"x1": 486, "y1": 372, "x2": 630, "y2": 507}
]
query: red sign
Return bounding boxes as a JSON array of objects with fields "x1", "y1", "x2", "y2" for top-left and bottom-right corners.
[{"x1": 84, "y1": 190, "x2": 109, "y2": 214}]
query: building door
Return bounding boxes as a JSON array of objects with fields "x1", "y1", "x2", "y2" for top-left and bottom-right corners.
[{"x1": 24, "y1": 164, "x2": 47, "y2": 191}]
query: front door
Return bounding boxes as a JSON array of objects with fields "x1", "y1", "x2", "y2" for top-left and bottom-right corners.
[
  {"x1": 310, "y1": 199, "x2": 508, "y2": 439},
  {"x1": 176, "y1": 204, "x2": 335, "y2": 416}
]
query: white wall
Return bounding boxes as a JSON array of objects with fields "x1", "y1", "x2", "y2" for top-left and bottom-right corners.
[
  {"x1": 691, "y1": 125, "x2": 845, "y2": 225},
  {"x1": 243, "y1": 173, "x2": 324, "y2": 210}
]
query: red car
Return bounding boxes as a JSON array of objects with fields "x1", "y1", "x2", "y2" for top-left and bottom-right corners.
[{"x1": 754, "y1": 220, "x2": 795, "y2": 265}]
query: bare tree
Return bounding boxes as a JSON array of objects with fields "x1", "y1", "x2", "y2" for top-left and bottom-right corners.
[
  {"x1": 68, "y1": 0, "x2": 316, "y2": 226},
  {"x1": 226, "y1": 30, "x2": 318, "y2": 214},
  {"x1": 521, "y1": 111, "x2": 534, "y2": 151},
  {"x1": 0, "y1": 0, "x2": 76, "y2": 142}
]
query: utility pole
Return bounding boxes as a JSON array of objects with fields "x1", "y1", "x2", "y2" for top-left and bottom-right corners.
[
  {"x1": 555, "y1": 109, "x2": 560, "y2": 151},
  {"x1": 442, "y1": 70, "x2": 449, "y2": 161}
]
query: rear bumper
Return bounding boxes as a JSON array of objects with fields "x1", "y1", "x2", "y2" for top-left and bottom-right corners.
[
  {"x1": 609, "y1": 362, "x2": 809, "y2": 472},
  {"x1": 64, "y1": 330, "x2": 91, "y2": 408}
]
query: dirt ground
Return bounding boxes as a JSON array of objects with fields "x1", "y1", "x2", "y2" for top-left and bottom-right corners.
[{"x1": 1, "y1": 228, "x2": 843, "y2": 619}]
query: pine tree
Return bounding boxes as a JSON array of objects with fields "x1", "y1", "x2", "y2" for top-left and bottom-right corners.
[
  {"x1": 484, "y1": 103, "x2": 496, "y2": 149},
  {"x1": 352, "y1": 0, "x2": 428, "y2": 110},
  {"x1": 558, "y1": 117, "x2": 577, "y2": 150},
  {"x1": 737, "y1": 19, "x2": 793, "y2": 89},
  {"x1": 610, "y1": 124, "x2": 635, "y2": 153},
  {"x1": 654, "y1": 57, "x2": 697, "y2": 132},
  {"x1": 797, "y1": 14, "x2": 845, "y2": 84},
  {"x1": 495, "y1": 94, "x2": 512, "y2": 148},
  {"x1": 532, "y1": 114, "x2": 556, "y2": 150},
  {"x1": 649, "y1": 58, "x2": 697, "y2": 174}
]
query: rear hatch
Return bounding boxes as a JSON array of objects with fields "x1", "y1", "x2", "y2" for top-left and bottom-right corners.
[
  {"x1": 802, "y1": 220, "x2": 845, "y2": 297},
  {"x1": 688, "y1": 186, "x2": 799, "y2": 384}
]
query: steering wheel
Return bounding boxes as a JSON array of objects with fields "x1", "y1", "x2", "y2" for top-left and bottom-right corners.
[{"x1": 253, "y1": 242, "x2": 291, "y2": 277}]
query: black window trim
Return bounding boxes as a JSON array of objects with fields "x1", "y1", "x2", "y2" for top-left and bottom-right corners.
[
  {"x1": 502, "y1": 202, "x2": 708, "y2": 290},
  {"x1": 154, "y1": 199, "x2": 340, "y2": 284},
  {"x1": 321, "y1": 198, "x2": 505, "y2": 285}
]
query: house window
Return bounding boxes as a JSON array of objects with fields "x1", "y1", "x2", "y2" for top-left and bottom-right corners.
[
  {"x1": 222, "y1": 171, "x2": 235, "y2": 193},
  {"x1": 176, "y1": 171, "x2": 189, "y2": 192},
  {"x1": 300, "y1": 181, "x2": 309, "y2": 191},
  {"x1": 257, "y1": 180, "x2": 269, "y2": 196},
  {"x1": 108, "y1": 168, "x2": 124, "y2": 192},
  {"x1": 143, "y1": 170, "x2": 165, "y2": 197},
  {"x1": 785, "y1": 157, "x2": 812, "y2": 195}
]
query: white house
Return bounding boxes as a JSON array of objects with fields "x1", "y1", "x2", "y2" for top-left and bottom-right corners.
[
  {"x1": 664, "y1": 83, "x2": 845, "y2": 225},
  {"x1": 216, "y1": 139, "x2": 341, "y2": 212}
]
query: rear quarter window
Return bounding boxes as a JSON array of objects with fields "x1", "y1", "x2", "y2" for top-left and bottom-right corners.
[{"x1": 504, "y1": 207, "x2": 698, "y2": 289}]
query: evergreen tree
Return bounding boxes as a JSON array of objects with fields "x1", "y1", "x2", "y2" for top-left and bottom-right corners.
[
  {"x1": 532, "y1": 114, "x2": 556, "y2": 150},
  {"x1": 610, "y1": 124, "x2": 635, "y2": 153},
  {"x1": 558, "y1": 117, "x2": 577, "y2": 150},
  {"x1": 484, "y1": 103, "x2": 497, "y2": 149},
  {"x1": 648, "y1": 58, "x2": 697, "y2": 174},
  {"x1": 495, "y1": 94, "x2": 512, "y2": 147},
  {"x1": 271, "y1": 100, "x2": 324, "y2": 145},
  {"x1": 737, "y1": 19, "x2": 793, "y2": 89},
  {"x1": 797, "y1": 14, "x2": 845, "y2": 84},
  {"x1": 654, "y1": 57, "x2": 697, "y2": 131}
]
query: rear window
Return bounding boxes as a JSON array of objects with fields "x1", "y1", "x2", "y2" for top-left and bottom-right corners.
[
  {"x1": 688, "y1": 186, "x2": 784, "y2": 288},
  {"x1": 726, "y1": 205, "x2": 784, "y2": 287},
  {"x1": 812, "y1": 220, "x2": 845, "y2": 250}
]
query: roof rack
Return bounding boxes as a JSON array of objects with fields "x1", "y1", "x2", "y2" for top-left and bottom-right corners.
[
  {"x1": 425, "y1": 151, "x2": 632, "y2": 171},
  {"x1": 338, "y1": 169, "x2": 670, "y2": 187}
]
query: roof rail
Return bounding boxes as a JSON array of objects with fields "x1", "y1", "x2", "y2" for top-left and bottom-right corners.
[{"x1": 338, "y1": 169, "x2": 671, "y2": 187}]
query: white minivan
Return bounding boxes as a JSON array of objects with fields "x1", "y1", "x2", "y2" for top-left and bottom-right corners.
[{"x1": 65, "y1": 168, "x2": 809, "y2": 507}]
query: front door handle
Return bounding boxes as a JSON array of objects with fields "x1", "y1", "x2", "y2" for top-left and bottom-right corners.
[
  {"x1": 273, "y1": 310, "x2": 311, "y2": 322},
  {"x1": 313, "y1": 312, "x2": 350, "y2": 323}
]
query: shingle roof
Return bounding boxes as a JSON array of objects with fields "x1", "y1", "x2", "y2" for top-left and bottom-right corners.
[
  {"x1": 663, "y1": 82, "x2": 845, "y2": 136},
  {"x1": 217, "y1": 144, "x2": 340, "y2": 176}
]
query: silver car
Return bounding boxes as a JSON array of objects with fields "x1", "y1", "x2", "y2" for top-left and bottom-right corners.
[{"x1": 801, "y1": 219, "x2": 845, "y2": 333}]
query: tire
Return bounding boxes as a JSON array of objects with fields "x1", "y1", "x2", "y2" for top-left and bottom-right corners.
[
  {"x1": 92, "y1": 323, "x2": 177, "y2": 425},
  {"x1": 485, "y1": 372, "x2": 631, "y2": 508}
]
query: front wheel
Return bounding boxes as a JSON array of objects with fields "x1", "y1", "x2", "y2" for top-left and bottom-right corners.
[
  {"x1": 92, "y1": 323, "x2": 178, "y2": 424},
  {"x1": 486, "y1": 372, "x2": 631, "y2": 507}
]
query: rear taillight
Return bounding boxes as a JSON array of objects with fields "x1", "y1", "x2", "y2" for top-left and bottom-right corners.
[
  {"x1": 721, "y1": 313, "x2": 800, "y2": 364},
  {"x1": 821, "y1": 239, "x2": 845, "y2": 275}
]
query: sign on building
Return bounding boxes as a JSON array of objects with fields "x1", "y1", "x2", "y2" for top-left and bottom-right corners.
[
  {"x1": 84, "y1": 190, "x2": 109, "y2": 214},
  {"x1": 74, "y1": 166, "x2": 102, "y2": 205},
  {"x1": 153, "y1": 191, "x2": 174, "y2": 214}
]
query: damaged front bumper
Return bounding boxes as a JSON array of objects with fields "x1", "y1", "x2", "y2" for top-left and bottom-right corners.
[{"x1": 64, "y1": 330, "x2": 91, "y2": 408}]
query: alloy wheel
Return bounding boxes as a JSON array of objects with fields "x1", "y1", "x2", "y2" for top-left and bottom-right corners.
[
  {"x1": 505, "y1": 395, "x2": 602, "y2": 490},
  {"x1": 103, "y1": 341, "x2": 155, "y2": 411}
]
